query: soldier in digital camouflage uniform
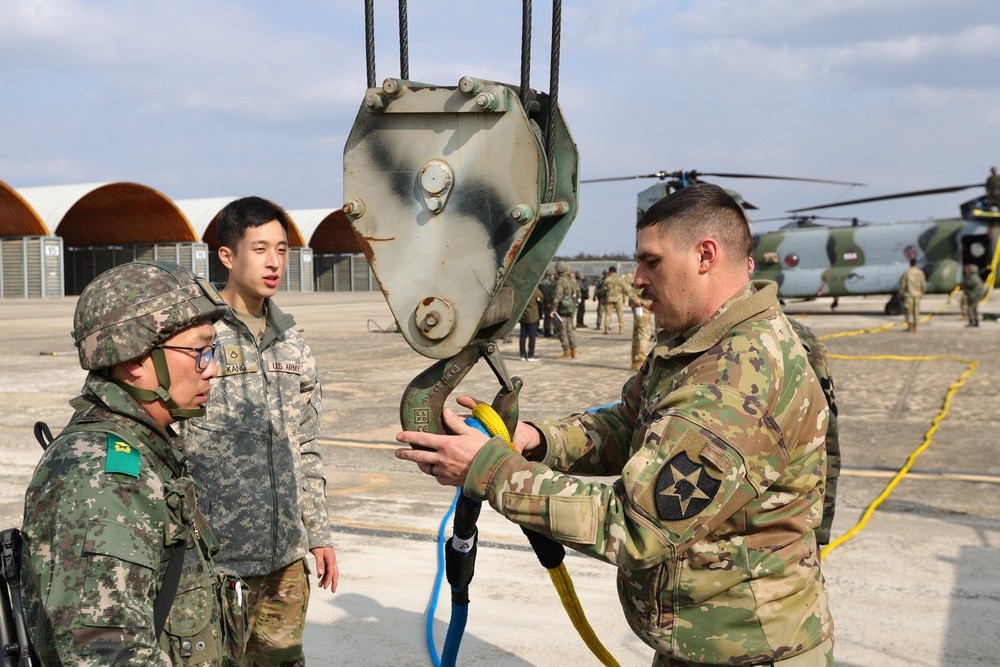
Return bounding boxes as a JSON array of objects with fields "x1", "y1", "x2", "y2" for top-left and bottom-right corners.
[
  {"x1": 960, "y1": 263, "x2": 986, "y2": 328},
  {"x1": 182, "y1": 197, "x2": 337, "y2": 667},
  {"x1": 593, "y1": 269, "x2": 608, "y2": 330},
  {"x1": 540, "y1": 268, "x2": 557, "y2": 337},
  {"x1": 623, "y1": 271, "x2": 652, "y2": 371},
  {"x1": 22, "y1": 260, "x2": 248, "y2": 665},
  {"x1": 602, "y1": 265, "x2": 625, "y2": 334},
  {"x1": 787, "y1": 318, "x2": 840, "y2": 547},
  {"x1": 397, "y1": 184, "x2": 834, "y2": 666},
  {"x1": 551, "y1": 261, "x2": 582, "y2": 359}
]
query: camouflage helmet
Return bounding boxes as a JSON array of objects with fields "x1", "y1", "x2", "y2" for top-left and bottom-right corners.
[
  {"x1": 555, "y1": 261, "x2": 571, "y2": 274},
  {"x1": 74, "y1": 260, "x2": 228, "y2": 370}
]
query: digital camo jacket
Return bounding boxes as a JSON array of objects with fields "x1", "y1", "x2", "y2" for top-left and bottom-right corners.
[
  {"x1": 464, "y1": 281, "x2": 833, "y2": 665},
  {"x1": 22, "y1": 376, "x2": 240, "y2": 666},
  {"x1": 182, "y1": 298, "x2": 332, "y2": 577}
]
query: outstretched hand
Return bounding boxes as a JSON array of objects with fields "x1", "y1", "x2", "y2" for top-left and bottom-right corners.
[{"x1": 395, "y1": 396, "x2": 543, "y2": 486}]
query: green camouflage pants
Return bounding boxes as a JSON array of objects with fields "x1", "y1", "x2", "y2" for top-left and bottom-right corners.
[
  {"x1": 631, "y1": 309, "x2": 651, "y2": 363},
  {"x1": 243, "y1": 558, "x2": 311, "y2": 667},
  {"x1": 903, "y1": 295, "x2": 921, "y2": 327}
]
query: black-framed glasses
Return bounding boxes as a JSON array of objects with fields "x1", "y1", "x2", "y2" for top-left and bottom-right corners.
[{"x1": 158, "y1": 342, "x2": 220, "y2": 371}]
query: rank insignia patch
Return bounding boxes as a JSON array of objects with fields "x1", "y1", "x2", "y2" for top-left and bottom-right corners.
[
  {"x1": 654, "y1": 451, "x2": 721, "y2": 521},
  {"x1": 105, "y1": 435, "x2": 141, "y2": 477}
]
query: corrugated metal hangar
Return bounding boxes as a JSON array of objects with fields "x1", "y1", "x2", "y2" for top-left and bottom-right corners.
[{"x1": 0, "y1": 179, "x2": 373, "y2": 298}]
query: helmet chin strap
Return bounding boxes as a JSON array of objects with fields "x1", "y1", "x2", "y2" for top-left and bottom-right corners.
[{"x1": 113, "y1": 348, "x2": 207, "y2": 420}]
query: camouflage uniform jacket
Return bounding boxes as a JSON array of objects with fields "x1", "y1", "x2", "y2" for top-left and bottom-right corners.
[
  {"x1": 961, "y1": 271, "x2": 986, "y2": 302},
  {"x1": 182, "y1": 297, "x2": 332, "y2": 577},
  {"x1": 464, "y1": 281, "x2": 833, "y2": 664},
  {"x1": 22, "y1": 376, "x2": 237, "y2": 666},
  {"x1": 602, "y1": 273, "x2": 624, "y2": 303},
  {"x1": 898, "y1": 266, "x2": 926, "y2": 298}
]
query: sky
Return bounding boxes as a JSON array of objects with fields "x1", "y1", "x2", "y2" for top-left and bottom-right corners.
[{"x1": 2, "y1": 0, "x2": 999, "y2": 256}]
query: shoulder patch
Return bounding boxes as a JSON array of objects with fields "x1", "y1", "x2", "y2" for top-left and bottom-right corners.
[
  {"x1": 655, "y1": 450, "x2": 721, "y2": 521},
  {"x1": 105, "y1": 434, "x2": 141, "y2": 477}
]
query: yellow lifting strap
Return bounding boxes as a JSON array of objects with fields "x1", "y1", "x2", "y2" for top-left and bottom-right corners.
[{"x1": 470, "y1": 403, "x2": 621, "y2": 667}]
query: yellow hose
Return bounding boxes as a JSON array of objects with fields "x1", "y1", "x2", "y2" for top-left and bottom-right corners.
[{"x1": 471, "y1": 403, "x2": 620, "y2": 667}]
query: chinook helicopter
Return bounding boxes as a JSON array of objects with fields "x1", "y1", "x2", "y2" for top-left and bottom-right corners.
[{"x1": 751, "y1": 182, "x2": 999, "y2": 314}]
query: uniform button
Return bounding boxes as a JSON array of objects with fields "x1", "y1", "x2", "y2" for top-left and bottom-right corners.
[{"x1": 181, "y1": 641, "x2": 192, "y2": 652}]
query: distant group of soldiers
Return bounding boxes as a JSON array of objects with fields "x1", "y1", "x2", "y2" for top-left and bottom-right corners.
[{"x1": 535, "y1": 263, "x2": 653, "y2": 369}]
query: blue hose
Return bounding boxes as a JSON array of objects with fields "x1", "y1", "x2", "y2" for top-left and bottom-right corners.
[{"x1": 426, "y1": 489, "x2": 460, "y2": 666}]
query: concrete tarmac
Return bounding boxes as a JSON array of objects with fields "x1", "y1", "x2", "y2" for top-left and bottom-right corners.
[{"x1": 1, "y1": 290, "x2": 998, "y2": 666}]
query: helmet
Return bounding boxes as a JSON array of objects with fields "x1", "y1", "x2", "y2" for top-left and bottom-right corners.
[
  {"x1": 556, "y1": 261, "x2": 571, "y2": 274},
  {"x1": 74, "y1": 260, "x2": 228, "y2": 371}
]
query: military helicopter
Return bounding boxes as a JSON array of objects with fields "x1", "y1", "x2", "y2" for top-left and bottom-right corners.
[{"x1": 751, "y1": 182, "x2": 999, "y2": 314}]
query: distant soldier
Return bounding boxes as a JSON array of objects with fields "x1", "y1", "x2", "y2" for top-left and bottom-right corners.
[
  {"x1": 575, "y1": 271, "x2": 590, "y2": 327},
  {"x1": 601, "y1": 265, "x2": 625, "y2": 334},
  {"x1": 961, "y1": 263, "x2": 986, "y2": 328},
  {"x1": 898, "y1": 258, "x2": 926, "y2": 332},
  {"x1": 593, "y1": 269, "x2": 608, "y2": 330},
  {"x1": 551, "y1": 261, "x2": 581, "y2": 359},
  {"x1": 986, "y1": 166, "x2": 1000, "y2": 210},
  {"x1": 623, "y1": 271, "x2": 651, "y2": 371},
  {"x1": 540, "y1": 268, "x2": 557, "y2": 337},
  {"x1": 788, "y1": 318, "x2": 840, "y2": 548}
]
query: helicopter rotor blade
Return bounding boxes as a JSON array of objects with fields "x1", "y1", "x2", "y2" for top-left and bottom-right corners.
[
  {"x1": 580, "y1": 171, "x2": 669, "y2": 184},
  {"x1": 698, "y1": 172, "x2": 865, "y2": 187},
  {"x1": 788, "y1": 184, "x2": 982, "y2": 212},
  {"x1": 581, "y1": 170, "x2": 864, "y2": 187}
]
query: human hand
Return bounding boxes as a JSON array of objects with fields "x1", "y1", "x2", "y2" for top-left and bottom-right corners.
[
  {"x1": 310, "y1": 546, "x2": 339, "y2": 591},
  {"x1": 395, "y1": 407, "x2": 491, "y2": 486}
]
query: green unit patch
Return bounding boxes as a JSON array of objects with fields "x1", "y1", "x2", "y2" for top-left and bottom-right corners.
[{"x1": 105, "y1": 434, "x2": 141, "y2": 477}]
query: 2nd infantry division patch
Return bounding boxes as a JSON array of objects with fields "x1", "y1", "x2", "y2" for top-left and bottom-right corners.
[{"x1": 654, "y1": 451, "x2": 721, "y2": 521}]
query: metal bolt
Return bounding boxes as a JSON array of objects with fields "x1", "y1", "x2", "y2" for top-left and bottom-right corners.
[
  {"x1": 510, "y1": 204, "x2": 534, "y2": 223},
  {"x1": 365, "y1": 92, "x2": 387, "y2": 111},
  {"x1": 475, "y1": 92, "x2": 499, "y2": 111},
  {"x1": 427, "y1": 198, "x2": 443, "y2": 213},
  {"x1": 342, "y1": 198, "x2": 366, "y2": 218},
  {"x1": 424, "y1": 312, "x2": 440, "y2": 328}
]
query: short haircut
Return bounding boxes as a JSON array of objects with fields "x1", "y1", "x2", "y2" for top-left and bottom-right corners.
[
  {"x1": 216, "y1": 196, "x2": 291, "y2": 250},
  {"x1": 636, "y1": 183, "x2": 753, "y2": 262},
  {"x1": 910, "y1": 258, "x2": 918, "y2": 266}
]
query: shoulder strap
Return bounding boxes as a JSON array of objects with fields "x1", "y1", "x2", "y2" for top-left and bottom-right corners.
[
  {"x1": 153, "y1": 545, "x2": 185, "y2": 638},
  {"x1": 51, "y1": 419, "x2": 186, "y2": 639}
]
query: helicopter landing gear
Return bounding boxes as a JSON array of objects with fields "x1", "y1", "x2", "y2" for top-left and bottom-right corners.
[{"x1": 884, "y1": 294, "x2": 904, "y2": 316}]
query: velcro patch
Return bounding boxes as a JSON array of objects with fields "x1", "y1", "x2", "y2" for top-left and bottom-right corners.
[
  {"x1": 105, "y1": 434, "x2": 141, "y2": 477},
  {"x1": 267, "y1": 361, "x2": 301, "y2": 374},
  {"x1": 654, "y1": 450, "x2": 721, "y2": 521}
]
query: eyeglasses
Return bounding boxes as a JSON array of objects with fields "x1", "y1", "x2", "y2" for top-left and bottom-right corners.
[{"x1": 158, "y1": 342, "x2": 220, "y2": 371}]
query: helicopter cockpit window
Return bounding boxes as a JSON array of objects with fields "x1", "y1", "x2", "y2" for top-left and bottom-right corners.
[{"x1": 784, "y1": 253, "x2": 800, "y2": 267}]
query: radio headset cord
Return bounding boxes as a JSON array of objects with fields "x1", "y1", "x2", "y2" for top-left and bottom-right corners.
[{"x1": 426, "y1": 404, "x2": 620, "y2": 667}]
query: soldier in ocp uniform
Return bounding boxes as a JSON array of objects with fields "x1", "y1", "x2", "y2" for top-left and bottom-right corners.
[
  {"x1": 602, "y1": 265, "x2": 625, "y2": 334},
  {"x1": 623, "y1": 271, "x2": 651, "y2": 371},
  {"x1": 22, "y1": 260, "x2": 248, "y2": 665},
  {"x1": 898, "y1": 258, "x2": 926, "y2": 332},
  {"x1": 985, "y1": 166, "x2": 1000, "y2": 210},
  {"x1": 182, "y1": 197, "x2": 337, "y2": 667},
  {"x1": 397, "y1": 184, "x2": 834, "y2": 666}
]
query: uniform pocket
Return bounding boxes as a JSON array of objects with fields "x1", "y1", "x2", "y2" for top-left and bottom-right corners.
[{"x1": 80, "y1": 518, "x2": 155, "y2": 627}]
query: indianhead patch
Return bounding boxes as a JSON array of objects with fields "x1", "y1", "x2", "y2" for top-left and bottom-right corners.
[{"x1": 654, "y1": 451, "x2": 721, "y2": 521}]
